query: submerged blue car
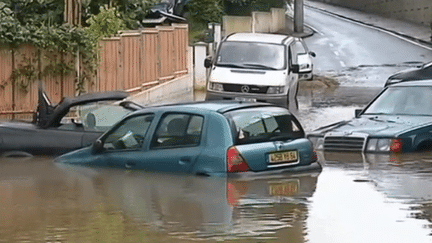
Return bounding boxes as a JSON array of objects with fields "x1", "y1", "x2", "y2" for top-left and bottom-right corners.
[{"x1": 55, "y1": 101, "x2": 321, "y2": 176}]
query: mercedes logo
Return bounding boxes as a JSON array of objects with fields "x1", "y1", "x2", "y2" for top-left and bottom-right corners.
[{"x1": 241, "y1": 85, "x2": 250, "y2": 93}]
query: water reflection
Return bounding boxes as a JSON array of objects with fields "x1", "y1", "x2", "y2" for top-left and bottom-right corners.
[
  {"x1": 0, "y1": 157, "x2": 320, "y2": 242},
  {"x1": 315, "y1": 151, "x2": 432, "y2": 242}
]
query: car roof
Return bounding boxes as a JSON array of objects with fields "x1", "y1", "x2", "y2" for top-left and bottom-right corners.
[
  {"x1": 224, "y1": 32, "x2": 293, "y2": 45},
  {"x1": 41, "y1": 90, "x2": 129, "y2": 128},
  {"x1": 389, "y1": 79, "x2": 432, "y2": 87},
  {"x1": 135, "y1": 101, "x2": 287, "y2": 114}
]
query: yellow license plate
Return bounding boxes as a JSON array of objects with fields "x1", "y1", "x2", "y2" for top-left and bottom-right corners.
[
  {"x1": 269, "y1": 181, "x2": 299, "y2": 196},
  {"x1": 269, "y1": 150, "x2": 298, "y2": 164}
]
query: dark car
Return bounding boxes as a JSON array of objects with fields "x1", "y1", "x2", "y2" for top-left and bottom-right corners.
[
  {"x1": 55, "y1": 101, "x2": 321, "y2": 176},
  {"x1": 385, "y1": 61, "x2": 432, "y2": 86},
  {"x1": 307, "y1": 80, "x2": 432, "y2": 153},
  {"x1": 0, "y1": 87, "x2": 143, "y2": 157}
]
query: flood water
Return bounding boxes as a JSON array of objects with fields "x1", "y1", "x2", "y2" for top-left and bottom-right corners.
[{"x1": 1, "y1": 88, "x2": 432, "y2": 242}]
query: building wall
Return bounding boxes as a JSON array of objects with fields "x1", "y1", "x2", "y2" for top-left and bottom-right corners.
[{"x1": 314, "y1": 0, "x2": 432, "y2": 26}]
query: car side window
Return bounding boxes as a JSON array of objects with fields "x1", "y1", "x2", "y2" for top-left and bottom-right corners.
[
  {"x1": 151, "y1": 113, "x2": 204, "y2": 149},
  {"x1": 103, "y1": 114, "x2": 154, "y2": 150}
]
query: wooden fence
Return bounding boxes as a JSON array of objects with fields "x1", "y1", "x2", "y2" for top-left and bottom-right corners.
[{"x1": 0, "y1": 24, "x2": 189, "y2": 120}]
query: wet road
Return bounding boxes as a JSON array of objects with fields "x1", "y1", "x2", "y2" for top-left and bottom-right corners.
[
  {"x1": 304, "y1": 6, "x2": 432, "y2": 87},
  {"x1": 1, "y1": 90, "x2": 432, "y2": 242}
]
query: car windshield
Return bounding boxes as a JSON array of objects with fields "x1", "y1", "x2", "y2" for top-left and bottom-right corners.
[
  {"x1": 225, "y1": 107, "x2": 304, "y2": 144},
  {"x1": 215, "y1": 42, "x2": 286, "y2": 70},
  {"x1": 363, "y1": 86, "x2": 432, "y2": 116},
  {"x1": 61, "y1": 101, "x2": 132, "y2": 131}
]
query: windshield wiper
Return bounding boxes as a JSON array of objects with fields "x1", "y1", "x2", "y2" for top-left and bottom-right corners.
[
  {"x1": 362, "y1": 112, "x2": 389, "y2": 116},
  {"x1": 215, "y1": 63, "x2": 247, "y2": 69},
  {"x1": 242, "y1": 63, "x2": 278, "y2": 70}
]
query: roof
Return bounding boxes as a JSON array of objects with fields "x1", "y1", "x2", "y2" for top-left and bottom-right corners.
[
  {"x1": 134, "y1": 101, "x2": 284, "y2": 114},
  {"x1": 43, "y1": 91, "x2": 128, "y2": 128},
  {"x1": 389, "y1": 79, "x2": 432, "y2": 87},
  {"x1": 224, "y1": 33, "x2": 293, "y2": 45}
]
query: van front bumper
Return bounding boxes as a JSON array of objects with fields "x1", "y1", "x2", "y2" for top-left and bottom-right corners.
[{"x1": 206, "y1": 90, "x2": 288, "y2": 107}]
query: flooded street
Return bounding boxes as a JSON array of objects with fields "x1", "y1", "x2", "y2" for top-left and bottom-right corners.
[{"x1": 1, "y1": 88, "x2": 432, "y2": 242}]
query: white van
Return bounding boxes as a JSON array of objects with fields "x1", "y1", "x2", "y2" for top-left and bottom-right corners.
[{"x1": 204, "y1": 33, "x2": 312, "y2": 108}]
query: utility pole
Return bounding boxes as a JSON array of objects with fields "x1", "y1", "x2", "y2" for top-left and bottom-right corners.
[{"x1": 294, "y1": 0, "x2": 304, "y2": 33}]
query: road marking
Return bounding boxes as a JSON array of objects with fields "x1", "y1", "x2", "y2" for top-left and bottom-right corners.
[
  {"x1": 329, "y1": 43, "x2": 334, "y2": 48},
  {"x1": 306, "y1": 5, "x2": 432, "y2": 51},
  {"x1": 340, "y1": 61, "x2": 346, "y2": 67},
  {"x1": 334, "y1": 51, "x2": 340, "y2": 56}
]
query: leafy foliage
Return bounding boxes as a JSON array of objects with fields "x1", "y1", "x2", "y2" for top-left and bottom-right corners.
[
  {"x1": 223, "y1": 0, "x2": 285, "y2": 16},
  {"x1": 86, "y1": 5, "x2": 126, "y2": 40},
  {"x1": 186, "y1": 0, "x2": 224, "y2": 43}
]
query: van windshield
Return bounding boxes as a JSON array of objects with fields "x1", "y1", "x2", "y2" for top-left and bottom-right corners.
[
  {"x1": 224, "y1": 107, "x2": 304, "y2": 145},
  {"x1": 215, "y1": 42, "x2": 286, "y2": 70}
]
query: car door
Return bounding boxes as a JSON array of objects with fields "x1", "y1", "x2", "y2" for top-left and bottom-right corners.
[
  {"x1": 94, "y1": 113, "x2": 155, "y2": 168},
  {"x1": 143, "y1": 113, "x2": 205, "y2": 173}
]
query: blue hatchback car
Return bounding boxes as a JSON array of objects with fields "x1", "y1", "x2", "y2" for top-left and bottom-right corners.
[{"x1": 55, "y1": 101, "x2": 321, "y2": 176}]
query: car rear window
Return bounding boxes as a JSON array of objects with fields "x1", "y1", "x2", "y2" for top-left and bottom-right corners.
[{"x1": 224, "y1": 107, "x2": 304, "y2": 145}]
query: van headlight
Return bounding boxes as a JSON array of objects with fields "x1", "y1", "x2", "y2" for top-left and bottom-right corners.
[
  {"x1": 209, "y1": 82, "x2": 224, "y2": 91},
  {"x1": 267, "y1": 86, "x2": 285, "y2": 94},
  {"x1": 366, "y1": 138, "x2": 391, "y2": 152},
  {"x1": 300, "y1": 63, "x2": 310, "y2": 70}
]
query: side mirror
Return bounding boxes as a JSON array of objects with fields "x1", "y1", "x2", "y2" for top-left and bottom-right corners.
[
  {"x1": 204, "y1": 56, "x2": 212, "y2": 68},
  {"x1": 291, "y1": 64, "x2": 300, "y2": 73},
  {"x1": 309, "y1": 51, "x2": 316, "y2": 58},
  {"x1": 355, "y1": 109, "x2": 363, "y2": 118},
  {"x1": 92, "y1": 139, "x2": 104, "y2": 154}
]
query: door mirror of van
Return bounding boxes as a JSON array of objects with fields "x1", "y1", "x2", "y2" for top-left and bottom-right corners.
[
  {"x1": 291, "y1": 64, "x2": 300, "y2": 73},
  {"x1": 204, "y1": 56, "x2": 213, "y2": 68},
  {"x1": 309, "y1": 51, "x2": 316, "y2": 58}
]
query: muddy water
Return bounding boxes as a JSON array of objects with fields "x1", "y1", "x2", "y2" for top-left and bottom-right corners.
[{"x1": 1, "y1": 88, "x2": 432, "y2": 242}]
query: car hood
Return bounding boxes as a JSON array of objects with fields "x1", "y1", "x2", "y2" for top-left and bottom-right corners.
[
  {"x1": 310, "y1": 115, "x2": 432, "y2": 137},
  {"x1": 36, "y1": 87, "x2": 142, "y2": 128},
  {"x1": 210, "y1": 67, "x2": 287, "y2": 86},
  {"x1": 388, "y1": 68, "x2": 419, "y2": 80}
]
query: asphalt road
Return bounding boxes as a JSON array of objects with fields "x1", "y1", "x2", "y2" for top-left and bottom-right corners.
[{"x1": 303, "y1": 6, "x2": 432, "y2": 87}]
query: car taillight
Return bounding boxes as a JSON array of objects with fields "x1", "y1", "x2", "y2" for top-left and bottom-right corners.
[
  {"x1": 227, "y1": 146, "x2": 249, "y2": 173},
  {"x1": 311, "y1": 150, "x2": 318, "y2": 163},
  {"x1": 391, "y1": 138, "x2": 403, "y2": 153}
]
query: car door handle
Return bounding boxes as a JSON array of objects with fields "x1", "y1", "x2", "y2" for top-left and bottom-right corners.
[
  {"x1": 125, "y1": 162, "x2": 136, "y2": 169},
  {"x1": 179, "y1": 157, "x2": 191, "y2": 165}
]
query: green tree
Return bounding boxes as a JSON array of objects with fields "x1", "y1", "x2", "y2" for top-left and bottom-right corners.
[
  {"x1": 86, "y1": 5, "x2": 126, "y2": 39},
  {"x1": 186, "y1": 0, "x2": 224, "y2": 42}
]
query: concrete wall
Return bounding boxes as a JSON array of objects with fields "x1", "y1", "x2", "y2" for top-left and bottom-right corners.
[
  {"x1": 314, "y1": 0, "x2": 432, "y2": 26},
  {"x1": 193, "y1": 43, "x2": 208, "y2": 89},
  {"x1": 252, "y1": 12, "x2": 272, "y2": 33},
  {"x1": 271, "y1": 8, "x2": 287, "y2": 33},
  {"x1": 223, "y1": 16, "x2": 252, "y2": 36},
  {"x1": 223, "y1": 8, "x2": 286, "y2": 36}
]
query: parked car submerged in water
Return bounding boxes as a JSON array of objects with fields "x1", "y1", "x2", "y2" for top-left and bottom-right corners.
[
  {"x1": 55, "y1": 101, "x2": 321, "y2": 176},
  {"x1": 0, "y1": 87, "x2": 143, "y2": 157},
  {"x1": 307, "y1": 80, "x2": 432, "y2": 153}
]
